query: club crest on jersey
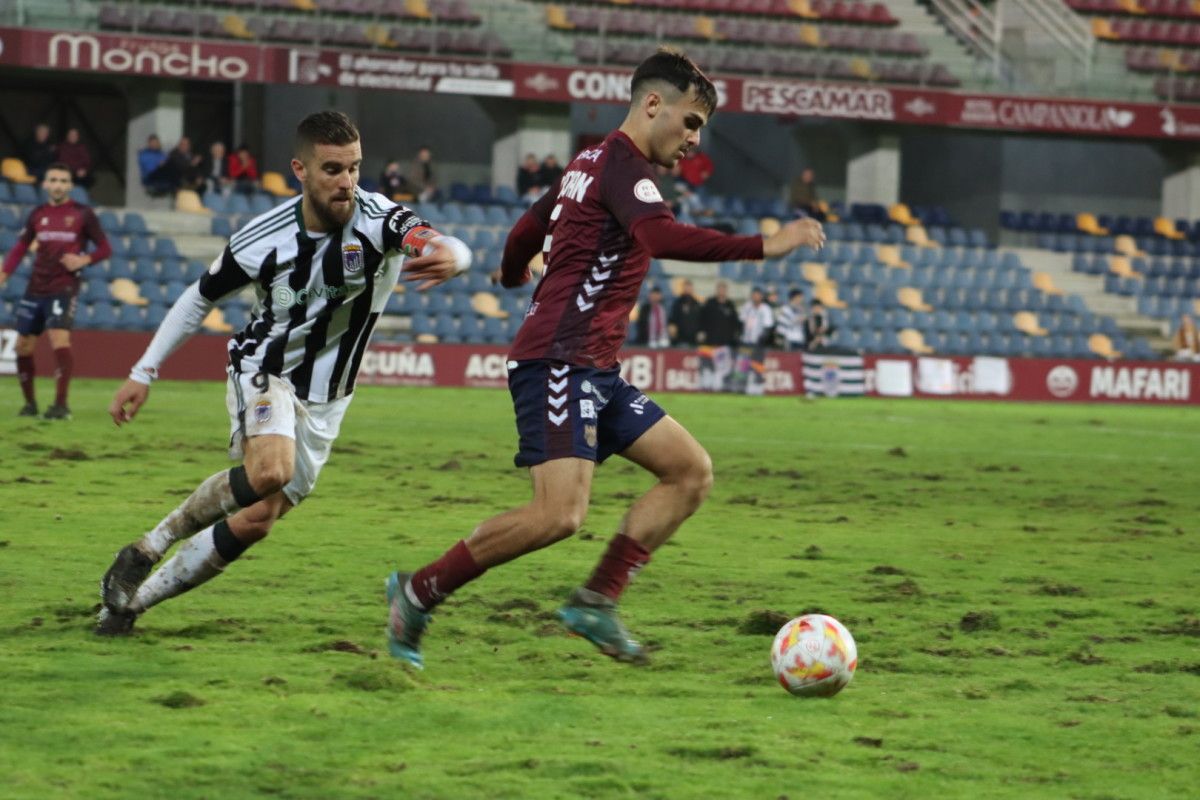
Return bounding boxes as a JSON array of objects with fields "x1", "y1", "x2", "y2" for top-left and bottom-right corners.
[
  {"x1": 64, "y1": 215, "x2": 74, "y2": 227},
  {"x1": 342, "y1": 243, "x2": 364, "y2": 273},
  {"x1": 254, "y1": 400, "x2": 272, "y2": 424},
  {"x1": 584, "y1": 424, "x2": 598, "y2": 448}
]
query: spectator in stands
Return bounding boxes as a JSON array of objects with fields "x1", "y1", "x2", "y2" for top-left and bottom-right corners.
[
  {"x1": 23, "y1": 123, "x2": 57, "y2": 181},
  {"x1": 789, "y1": 168, "x2": 824, "y2": 220},
  {"x1": 775, "y1": 289, "x2": 807, "y2": 351},
  {"x1": 201, "y1": 141, "x2": 232, "y2": 196},
  {"x1": 138, "y1": 134, "x2": 170, "y2": 195},
  {"x1": 677, "y1": 147, "x2": 713, "y2": 191},
  {"x1": 740, "y1": 287, "x2": 774, "y2": 348},
  {"x1": 538, "y1": 154, "x2": 564, "y2": 191},
  {"x1": 668, "y1": 279, "x2": 702, "y2": 347},
  {"x1": 516, "y1": 153, "x2": 544, "y2": 204},
  {"x1": 804, "y1": 298, "x2": 834, "y2": 351},
  {"x1": 635, "y1": 285, "x2": 670, "y2": 349},
  {"x1": 699, "y1": 280, "x2": 739, "y2": 346},
  {"x1": 653, "y1": 164, "x2": 681, "y2": 212},
  {"x1": 152, "y1": 135, "x2": 203, "y2": 194},
  {"x1": 379, "y1": 160, "x2": 411, "y2": 201},
  {"x1": 699, "y1": 280, "x2": 739, "y2": 392},
  {"x1": 228, "y1": 143, "x2": 259, "y2": 196},
  {"x1": 410, "y1": 145, "x2": 438, "y2": 203},
  {"x1": 56, "y1": 128, "x2": 94, "y2": 189},
  {"x1": 1173, "y1": 314, "x2": 1199, "y2": 361}
]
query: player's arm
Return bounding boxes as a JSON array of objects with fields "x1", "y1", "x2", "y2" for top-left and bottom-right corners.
[
  {"x1": 0, "y1": 212, "x2": 36, "y2": 287},
  {"x1": 380, "y1": 205, "x2": 471, "y2": 291},
  {"x1": 496, "y1": 187, "x2": 557, "y2": 288},
  {"x1": 110, "y1": 248, "x2": 251, "y2": 426},
  {"x1": 630, "y1": 216, "x2": 824, "y2": 262}
]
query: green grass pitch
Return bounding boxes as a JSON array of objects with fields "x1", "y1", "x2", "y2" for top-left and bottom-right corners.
[{"x1": 1, "y1": 379, "x2": 1197, "y2": 799}]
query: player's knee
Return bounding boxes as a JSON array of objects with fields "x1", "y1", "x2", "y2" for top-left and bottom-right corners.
[
  {"x1": 246, "y1": 461, "x2": 293, "y2": 497},
  {"x1": 542, "y1": 504, "x2": 587, "y2": 541},
  {"x1": 679, "y1": 450, "x2": 714, "y2": 508},
  {"x1": 15, "y1": 338, "x2": 35, "y2": 357}
]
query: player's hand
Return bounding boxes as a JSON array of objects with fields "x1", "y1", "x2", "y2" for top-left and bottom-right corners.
[
  {"x1": 109, "y1": 379, "x2": 150, "y2": 426},
  {"x1": 402, "y1": 239, "x2": 461, "y2": 292},
  {"x1": 61, "y1": 253, "x2": 90, "y2": 271},
  {"x1": 763, "y1": 218, "x2": 825, "y2": 259}
]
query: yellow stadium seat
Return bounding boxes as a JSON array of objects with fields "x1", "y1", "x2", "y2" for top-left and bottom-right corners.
[
  {"x1": 202, "y1": 308, "x2": 233, "y2": 333},
  {"x1": 175, "y1": 189, "x2": 213, "y2": 216},
  {"x1": 1118, "y1": 0, "x2": 1147, "y2": 13},
  {"x1": 899, "y1": 328, "x2": 934, "y2": 355},
  {"x1": 1, "y1": 157, "x2": 36, "y2": 184},
  {"x1": 897, "y1": 287, "x2": 932, "y2": 312},
  {"x1": 799, "y1": 24, "x2": 823, "y2": 47},
  {"x1": 364, "y1": 24, "x2": 395, "y2": 47},
  {"x1": 1076, "y1": 212, "x2": 1109, "y2": 236},
  {"x1": 694, "y1": 16, "x2": 718, "y2": 39},
  {"x1": 1114, "y1": 235, "x2": 1146, "y2": 258},
  {"x1": 788, "y1": 0, "x2": 821, "y2": 18},
  {"x1": 814, "y1": 282, "x2": 846, "y2": 309},
  {"x1": 1158, "y1": 50, "x2": 1185, "y2": 71},
  {"x1": 1108, "y1": 255, "x2": 1143, "y2": 279},
  {"x1": 221, "y1": 14, "x2": 254, "y2": 39},
  {"x1": 470, "y1": 292, "x2": 508, "y2": 319},
  {"x1": 801, "y1": 262, "x2": 829, "y2": 283},
  {"x1": 262, "y1": 171, "x2": 297, "y2": 198},
  {"x1": 905, "y1": 225, "x2": 938, "y2": 248},
  {"x1": 1192, "y1": 298, "x2": 1200, "y2": 316},
  {"x1": 1154, "y1": 217, "x2": 1185, "y2": 240},
  {"x1": 877, "y1": 244, "x2": 911, "y2": 269},
  {"x1": 291, "y1": 0, "x2": 317, "y2": 10},
  {"x1": 1013, "y1": 311, "x2": 1048, "y2": 336},
  {"x1": 1091, "y1": 18, "x2": 1119, "y2": 39},
  {"x1": 850, "y1": 58, "x2": 874, "y2": 81},
  {"x1": 759, "y1": 217, "x2": 781, "y2": 236},
  {"x1": 1031, "y1": 272, "x2": 1063, "y2": 295},
  {"x1": 888, "y1": 203, "x2": 919, "y2": 227},
  {"x1": 405, "y1": 0, "x2": 433, "y2": 19},
  {"x1": 415, "y1": 333, "x2": 439, "y2": 344},
  {"x1": 1088, "y1": 333, "x2": 1122, "y2": 360},
  {"x1": 110, "y1": 278, "x2": 149, "y2": 307},
  {"x1": 545, "y1": 5, "x2": 574, "y2": 30}
]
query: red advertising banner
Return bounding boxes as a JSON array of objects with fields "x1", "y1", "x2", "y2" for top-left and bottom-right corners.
[
  {"x1": 6, "y1": 328, "x2": 1193, "y2": 405},
  {"x1": 863, "y1": 354, "x2": 1199, "y2": 405},
  {"x1": 2, "y1": 25, "x2": 1200, "y2": 140}
]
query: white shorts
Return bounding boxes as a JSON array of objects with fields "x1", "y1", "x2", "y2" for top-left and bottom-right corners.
[{"x1": 225, "y1": 370, "x2": 352, "y2": 506}]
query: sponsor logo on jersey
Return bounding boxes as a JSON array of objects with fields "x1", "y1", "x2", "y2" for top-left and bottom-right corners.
[
  {"x1": 342, "y1": 242, "x2": 363, "y2": 273},
  {"x1": 633, "y1": 179, "x2": 663, "y2": 203},
  {"x1": 272, "y1": 283, "x2": 352, "y2": 308}
]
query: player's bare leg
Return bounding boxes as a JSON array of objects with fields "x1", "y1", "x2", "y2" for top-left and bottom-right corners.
[
  {"x1": 14, "y1": 333, "x2": 38, "y2": 416},
  {"x1": 99, "y1": 434, "x2": 295, "y2": 618},
  {"x1": 387, "y1": 458, "x2": 593, "y2": 668},
  {"x1": 558, "y1": 416, "x2": 713, "y2": 664},
  {"x1": 43, "y1": 328, "x2": 73, "y2": 420}
]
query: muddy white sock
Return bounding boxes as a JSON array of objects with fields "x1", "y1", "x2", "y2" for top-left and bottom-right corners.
[
  {"x1": 129, "y1": 526, "x2": 227, "y2": 613},
  {"x1": 138, "y1": 466, "x2": 262, "y2": 560}
]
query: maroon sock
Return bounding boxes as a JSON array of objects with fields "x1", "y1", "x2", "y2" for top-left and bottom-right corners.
[
  {"x1": 407, "y1": 540, "x2": 485, "y2": 611},
  {"x1": 584, "y1": 533, "x2": 651, "y2": 601},
  {"x1": 16, "y1": 355, "x2": 35, "y2": 405},
  {"x1": 52, "y1": 347, "x2": 73, "y2": 406}
]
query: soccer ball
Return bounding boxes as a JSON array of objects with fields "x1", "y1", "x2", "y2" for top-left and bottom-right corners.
[{"x1": 771, "y1": 614, "x2": 857, "y2": 698}]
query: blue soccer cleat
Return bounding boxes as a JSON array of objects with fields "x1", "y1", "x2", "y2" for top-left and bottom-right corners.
[
  {"x1": 386, "y1": 571, "x2": 429, "y2": 670},
  {"x1": 557, "y1": 587, "x2": 650, "y2": 666}
]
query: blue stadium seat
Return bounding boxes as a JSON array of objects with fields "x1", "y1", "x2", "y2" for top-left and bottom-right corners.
[
  {"x1": 227, "y1": 194, "x2": 252, "y2": 216},
  {"x1": 459, "y1": 316, "x2": 485, "y2": 342},
  {"x1": 122, "y1": 213, "x2": 149, "y2": 236},
  {"x1": 0, "y1": 182, "x2": 12, "y2": 205},
  {"x1": 13, "y1": 183, "x2": 39, "y2": 204},
  {"x1": 162, "y1": 280, "x2": 188, "y2": 302},
  {"x1": 128, "y1": 238, "x2": 153, "y2": 259},
  {"x1": 133, "y1": 258, "x2": 159, "y2": 283},
  {"x1": 108, "y1": 257, "x2": 135, "y2": 280}
]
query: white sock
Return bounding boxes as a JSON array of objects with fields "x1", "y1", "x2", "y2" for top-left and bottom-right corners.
[
  {"x1": 138, "y1": 471, "x2": 243, "y2": 560},
  {"x1": 129, "y1": 526, "x2": 228, "y2": 613}
]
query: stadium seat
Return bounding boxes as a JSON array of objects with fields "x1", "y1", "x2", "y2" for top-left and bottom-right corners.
[
  {"x1": 1, "y1": 157, "x2": 35, "y2": 184},
  {"x1": 12, "y1": 183, "x2": 39, "y2": 204},
  {"x1": 175, "y1": 189, "x2": 212, "y2": 215},
  {"x1": 109, "y1": 278, "x2": 149, "y2": 307},
  {"x1": 1088, "y1": 332, "x2": 1122, "y2": 359},
  {"x1": 262, "y1": 171, "x2": 297, "y2": 197},
  {"x1": 1013, "y1": 311, "x2": 1048, "y2": 336},
  {"x1": 897, "y1": 286, "x2": 933, "y2": 312}
]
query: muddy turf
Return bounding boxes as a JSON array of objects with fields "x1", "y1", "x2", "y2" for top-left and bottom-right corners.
[{"x1": 1, "y1": 379, "x2": 1196, "y2": 799}]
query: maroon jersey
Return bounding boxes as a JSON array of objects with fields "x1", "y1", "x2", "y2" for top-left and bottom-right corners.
[
  {"x1": 508, "y1": 131, "x2": 673, "y2": 369},
  {"x1": 3, "y1": 201, "x2": 109, "y2": 296}
]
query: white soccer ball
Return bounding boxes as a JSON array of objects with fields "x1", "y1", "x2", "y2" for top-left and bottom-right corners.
[{"x1": 771, "y1": 614, "x2": 857, "y2": 698}]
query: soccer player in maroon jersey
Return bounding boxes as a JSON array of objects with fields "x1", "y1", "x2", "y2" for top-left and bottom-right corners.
[
  {"x1": 386, "y1": 48, "x2": 824, "y2": 669},
  {"x1": 0, "y1": 163, "x2": 111, "y2": 419}
]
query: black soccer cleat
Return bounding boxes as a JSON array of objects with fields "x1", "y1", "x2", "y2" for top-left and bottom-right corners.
[
  {"x1": 94, "y1": 606, "x2": 139, "y2": 637},
  {"x1": 100, "y1": 544, "x2": 155, "y2": 612},
  {"x1": 18, "y1": 402, "x2": 38, "y2": 417},
  {"x1": 43, "y1": 404, "x2": 71, "y2": 420}
]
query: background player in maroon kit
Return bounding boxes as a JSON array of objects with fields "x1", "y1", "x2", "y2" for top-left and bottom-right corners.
[
  {"x1": 0, "y1": 163, "x2": 111, "y2": 419},
  {"x1": 386, "y1": 48, "x2": 824, "y2": 669}
]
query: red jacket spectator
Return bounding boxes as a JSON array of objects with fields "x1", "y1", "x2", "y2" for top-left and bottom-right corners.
[
  {"x1": 678, "y1": 149, "x2": 713, "y2": 190},
  {"x1": 227, "y1": 147, "x2": 259, "y2": 182}
]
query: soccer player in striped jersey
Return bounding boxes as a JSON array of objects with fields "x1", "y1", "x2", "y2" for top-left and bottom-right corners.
[
  {"x1": 95, "y1": 111, "x2": 471, "y2": 635},
  {"x1": 386, "y1": 49, "x2": 824, "y2": 669}
]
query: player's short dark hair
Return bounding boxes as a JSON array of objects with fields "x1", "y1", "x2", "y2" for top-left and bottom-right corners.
[
  {"x1": 789, "y1": 289, "x2": 805, "y2": 300},
  {"x1": 631, "y1": 47, "x2": 717, "y2": 117},
  {"x1": 294, "y1": 111, "x2": 359, "y2": 159},
  {"x1": 44, "y1": 162, "x2": 72, "y2": 178}
]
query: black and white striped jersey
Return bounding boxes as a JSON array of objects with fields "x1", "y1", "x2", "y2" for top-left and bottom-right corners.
[{"x1": 198, "y1": 188, "x2": 432, "y2": 403}]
